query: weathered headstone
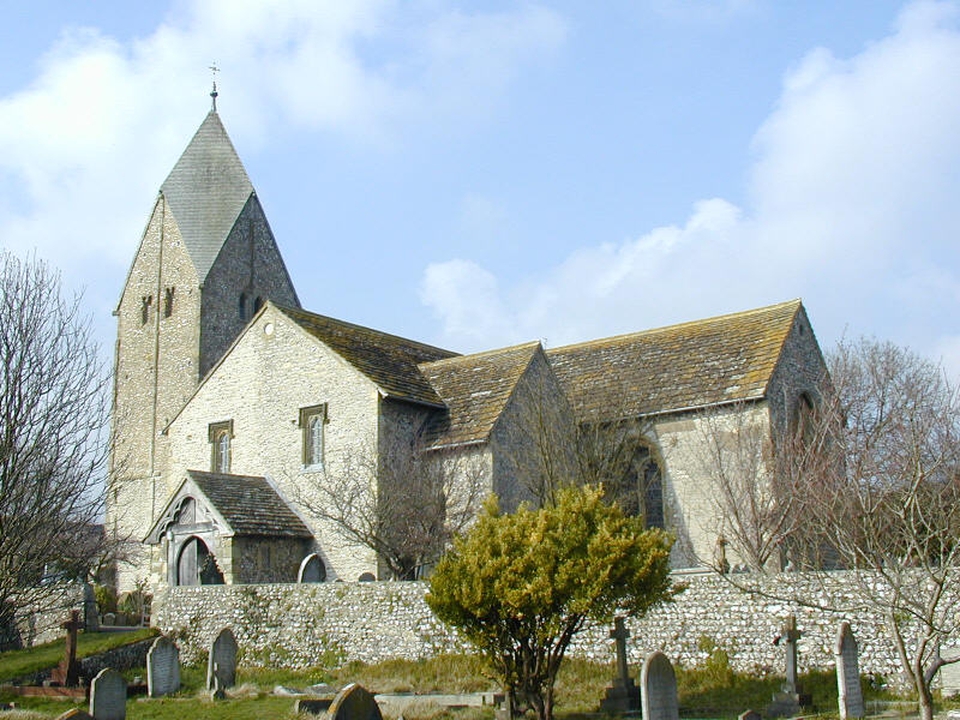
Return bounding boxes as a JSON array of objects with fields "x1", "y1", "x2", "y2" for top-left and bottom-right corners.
[
  {"x1": 836, "y1": 622, "x2": 865, "y2": 720},
  {"x1": 146, "y1": 635, "x2": 180, "y2": 697},
  {"x1": 327, "y1": 683, "x2": 382, "y2": 720},
  {"x1": 600, "y1": 616, "x2": 640, "y2": 712},
  {"x1": 89, "y1": 668, "x2": 126, "y2": 720},
  {"x1": 767, "y1": 615, "x2": 812, "y2": 718},
  {"x1": 206, "y1": 628, "x2": 238, "y2": 691},
  {"x1": 641, "y1": 651, "x2": 679, "y2": 720},
  {"x1": 51, "y1": 610, "x2": 84, "y2": 686}
]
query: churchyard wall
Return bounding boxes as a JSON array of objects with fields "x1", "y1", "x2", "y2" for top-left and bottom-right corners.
[{"x1": 153, "y1": 571, "x2": 908, "y2": 681}]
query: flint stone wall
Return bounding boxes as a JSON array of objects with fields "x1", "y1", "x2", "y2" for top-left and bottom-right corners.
[{"x1": 153, "y1": 571, "x2": 915, "y2": 679}]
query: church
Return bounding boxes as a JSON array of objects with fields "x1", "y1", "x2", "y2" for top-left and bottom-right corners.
[{"x1": 106, "y1": 107, "x2": 828, "y2": 593}]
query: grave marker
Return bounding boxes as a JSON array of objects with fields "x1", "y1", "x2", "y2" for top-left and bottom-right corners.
[
  {"x1": 206, "y1": 627, "x2": 237, "y2": 691},
  {"x1": 147, "y1": 636, "x2": 180, "y2": 697},
  {"x1": 767, "y1": 615, "x2": 812, "y2": 717},
  {"x1": 836, "y1": 622, "x2": 865, "y2": 720},
  {"x1": 89, "y1": 668, "x2": 126, "y2": 720},
  {"x1": 51, "y1": 611, "x2": 84, "y2": 686},
  {"x1": 600, "y1": 616, "x2": 639, "y2": 712},
  {"x1": 641, "y1": 651, "x2": 679, "y2": 720},
  {"x1": 327, "y1": 683, "x2": 383, "y2": 720}
]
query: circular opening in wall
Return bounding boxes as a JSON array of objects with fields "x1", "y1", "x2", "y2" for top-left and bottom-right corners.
[{"x1": 264, "y1": 322, "x2": 275, "y2": 336}]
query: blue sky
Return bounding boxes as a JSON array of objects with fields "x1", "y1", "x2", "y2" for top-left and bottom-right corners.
[{"x1": 1, "y1": 0, "x2": 958, "y2": 377}]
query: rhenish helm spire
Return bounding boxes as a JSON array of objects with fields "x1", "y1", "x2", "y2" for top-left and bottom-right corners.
[{"x1": 209, "y1": 62, "x2": 219, "y2": 111}]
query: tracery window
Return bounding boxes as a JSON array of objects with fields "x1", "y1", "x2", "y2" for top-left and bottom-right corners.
[
  {"x1": 606, "y1": 444, "x2": 665, "y2": 530},
  {"x1": 299, "y1": 404, "x2": 327, "y2": 469}
]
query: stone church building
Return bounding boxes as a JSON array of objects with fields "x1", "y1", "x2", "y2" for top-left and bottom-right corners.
[{"x1": 107, "y1": 108, "x2": 827, "y2": 593}]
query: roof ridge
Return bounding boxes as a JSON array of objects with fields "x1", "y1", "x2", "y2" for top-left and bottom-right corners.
[
  {"x1": 420, "y1": 340, "x2": 541, "y2": 370},
  {"x1": 277, "y1": 304, "x2": 459, "y2": 358},
  {"x1": 547, "y1": 299, "x2": 802, "y2": 354}
]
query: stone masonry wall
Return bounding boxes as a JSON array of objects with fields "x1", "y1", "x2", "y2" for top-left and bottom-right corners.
[{"x1": 154, "y1": 572, "x2": 913, "y2": 683}]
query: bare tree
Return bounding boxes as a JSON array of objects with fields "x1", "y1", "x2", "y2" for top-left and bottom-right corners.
[
  {"x1": 0, "y1": 252, "x2": 110, "y2": 648},
  {"x1": 784, "y1": 338, "x2": 960, "y2": 719},
  {"x1": 694, "y1": 403, "x2": 801, "y2": 572},
  {"x1": 708, "y1": 338, "x2": 960, "y2": 720},
  {"x1": 298, "y1": 428, "x2": 487, "y2": 580}
]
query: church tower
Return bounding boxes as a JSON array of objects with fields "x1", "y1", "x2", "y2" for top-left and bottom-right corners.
[{"x1": 108, "y1": 107, "x2": 299, "y2": 588}]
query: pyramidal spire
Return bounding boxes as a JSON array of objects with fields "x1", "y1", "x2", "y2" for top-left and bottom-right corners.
[{"x1": 160, "y1": 111, "x2": 254, "y2": 282}]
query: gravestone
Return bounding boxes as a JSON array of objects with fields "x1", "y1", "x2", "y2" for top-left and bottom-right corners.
[
  {"x1": 940, "y1": 647, "x2": 960, "y2": 697},
  {"x1": 51, "y1": 610, "x2": 84, "y2": 686},
  {"x1": 600, "y1": 616, "x2": 640, "y2": 712},
  {"x1": 836, "y1": 622, "x2": 865, "y2": 720},
  {"x1": 206, "y1": 627, "x2": 238, "y2": 691},
  {"x1": 147, "y1": 635, "x2": 180, "y2": 697},
  {"x1": 739, "y1": 710, "x2": 762, "y2": 720},
  {"x1": 641, "y1": 651, "x2": 679, "y2": 720},
  {"x1": 89, "y1": 668, "x2": 126, "y2": 720},
  {"x1": 767, "y1": 615, "x2": 812, "y2": 717},
  {"x1": 327, "y1": 683, "x2": 383, "y2": 720}
]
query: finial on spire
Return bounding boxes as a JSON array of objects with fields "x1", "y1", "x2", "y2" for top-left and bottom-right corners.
[{"x1": 209, "y1": 62, "x2": 220, "y2": 111}]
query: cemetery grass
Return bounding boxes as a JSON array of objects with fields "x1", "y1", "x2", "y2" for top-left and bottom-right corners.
[
  {"x1": 0, "y1": 628, "x2": 158, "y2": 683},
  {"x1": 0, "y1": 645, "x2": 907, "y2": 719}
]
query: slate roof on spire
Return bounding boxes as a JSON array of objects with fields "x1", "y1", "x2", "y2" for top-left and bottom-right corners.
[{"x1": 161, "y1": 111, "x2": 254, "y2": 281}]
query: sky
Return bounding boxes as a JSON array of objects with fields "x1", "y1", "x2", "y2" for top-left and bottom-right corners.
[{"x1": 0, "y1": 0, "x2": 958, "y2": 378}]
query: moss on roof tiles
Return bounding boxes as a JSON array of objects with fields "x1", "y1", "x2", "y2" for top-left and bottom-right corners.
[
  {"x1": 419, "y1": 342, "x2": 542, "y2": 448},
  {"x1": 188, "y1": 470, "x2": 312, "y2": 538},
  {"x1": 546, "y1": 300, "x2": 801, "y2": 421},
  {"x1": 277, "y1": 305, "x2": 458, "y2": 406}
]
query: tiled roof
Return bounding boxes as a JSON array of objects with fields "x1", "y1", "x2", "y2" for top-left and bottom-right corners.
[
  {"x1": 419, "y1": 342, "x2": 542, "y2": 448},
  {"x1": 161, "y1": 111, "x2": 253, "y2": 282},
  {"x1": 188, "y1": 470, "x2": 312, "y2": 538},
  {"x1": 277, "y1": 306, "x2": 458, "y2": 406},
  {"x1": 546, "y1": 300, "x2": 802, "y2": 422}
]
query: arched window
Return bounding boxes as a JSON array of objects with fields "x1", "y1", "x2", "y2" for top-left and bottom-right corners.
[
  {"x1": 298, "y1": 553, "x2": 327, "y2": 583},
  {"x1": 606, "y1": 445, "x2": 665, "y2": 530},
  {"x1": 208, "y1": 420, "x2": 233, "y2": 473},
  {"x1": 299, "y1": 404, "x2": 327, "y2": 468},
  {"x1": 163, "y1": 287, "x2": 175, "y2": 317}
]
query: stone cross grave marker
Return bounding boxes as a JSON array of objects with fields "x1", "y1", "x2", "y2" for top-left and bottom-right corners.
[
  {"x1": 147, "y1": 635, "x2": 180, "y2": 697},
  {"x1": 600, "y1": 616, "x2": 639, "y2": 712},
  {"x1": 781, "y1": 615, "x2": 800, "y2": 694},
  {"x1": 327, "y1": 683, "x2": 383, "y2": 720},
  {"x1": 767, "y1": 615, "x2": 811, "y2": 718},
  {"x1": 51, "y1": 610, "x2": 84, "y2": 686},
  {"x1": 206, "y1": 627, "x2": 238, "y2": 691},
  {"x1": 641, "y1": 651, "x2": 679, "y2": 720},
  {"x1": 836, "y1": 622, "x2": 865, "y2": 720},
  {"x1": 89, "y1": 668, "x2": 126, "y2": 720}
]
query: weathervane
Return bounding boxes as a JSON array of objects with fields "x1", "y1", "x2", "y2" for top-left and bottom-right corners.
[{"x1": 209, "y1": 62, "x2": 220, "y2": 111}]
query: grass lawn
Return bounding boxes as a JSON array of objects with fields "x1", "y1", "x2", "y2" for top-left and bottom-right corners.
[
  {"x1": 0, "y1": 633, "x2": 918, "y2": 720},
  {"x1": 0, "y1": 628, "x2": 158, "y2": 683}
]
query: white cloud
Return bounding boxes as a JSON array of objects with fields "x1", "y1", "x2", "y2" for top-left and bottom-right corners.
[
  {"x1": 421, "y1": 0, "x2": 960, "y2": 360},
  {"x1": 0, "y1": 0, "x2": 567, "y2": 344}
]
